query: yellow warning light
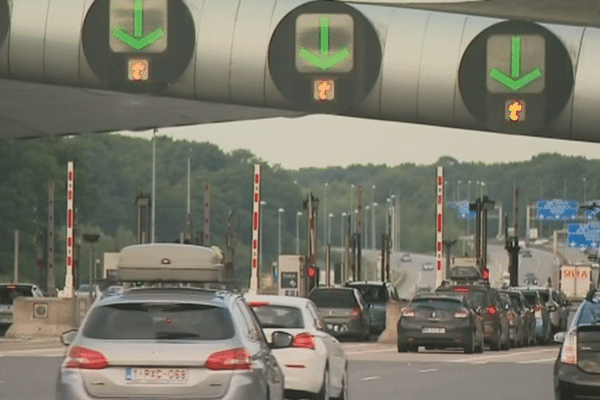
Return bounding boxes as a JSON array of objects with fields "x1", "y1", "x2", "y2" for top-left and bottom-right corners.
[
  {"x1": 128, "y1": 58, "x2": 149, "y2": 81},
  {"x1": 314, "y1": 78, "x2": 335, "y2": 102},
  {"x1": 506, "y1": 99, "x2": 525, "y2": 123}
]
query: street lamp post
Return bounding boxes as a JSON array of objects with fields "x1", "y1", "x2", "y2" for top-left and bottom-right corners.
[
  {"x1": 296, "y1": 211, "x2": 302, "y2": 254},
  {"x1": 467, "y1": 180, "x2": 472, "y2": 237},
  {"x1": 278, "y1": 208, "x2": 285, "y2": 259},
  {"x1": 583, "y1": 178, "x2": 587, "y2": 204},
  {"x1": 328, "y1": 213, "x2": 334, "y2": 245},
  {"x1": 372, "y1": 202, "x2": 377, "y2": 250},
  {"x1": 365, "y1": 206, "x2": 370, "y2": 249},
  {"x1": 350, "y1": 184, "x2": 355, "y2": 232},
  {"x1": 457, "y1": 180, "x2": 462, "y2": 201},
  {"x1": 324, "y1": 183, "x2": 328, "y2": 251},
  {"x1": 259, "y1": 201, "x2": 267, "y2": 276}
]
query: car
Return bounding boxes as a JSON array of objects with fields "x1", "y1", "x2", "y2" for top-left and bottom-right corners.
[
  {"x1": 554, "y1": 292, "x2": 600, "y2": 399},
  {"x1": 422, "y1": 262, "x2": 434, "y2": 271},
  {"x1": 524, "y1": 273, "x2": 538, "y2": 285},
  {"x1": 529, "y1": 286, "x2": 566, "y2": 335},
  {"x1": 344, "y1": 281, "x2": 405, "y2": 334},
  {"x1": 521, "y1": 249, "x2": 532, "y2": 258},
  {"x1": 511, "y1": 287, "x2": 553, "y2": 344},
  {"x1": 397, "y1": 293, "x2": 484, "y2": 353},
  {"x1": 499, "y1": 291, "x2": 526, "y2": 348},
  {"x1": 308, "y1": 287, "x2": 371, "y2": 341},
  {"x1": 436, "y1": 282, "x2": 510, "y2": 351},
  {"x1": 501, "y1": 289, "x2": 537, "y2": 347},
  {"x1": 0, "y1": 283, "x2": 44, "y2": 330},
  {"x1": 245, "y1": 294, "x2": 349, "y2": 400},
  {"x1": 400, "y1": 252, "x2": 412, "y2": 262},
  {"x1": 56, "y1": 243, "x2": 291, "y2": 400}
]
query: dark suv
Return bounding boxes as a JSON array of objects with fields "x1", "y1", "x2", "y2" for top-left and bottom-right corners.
[{"x1": 436, "y1": 282, "x2": 510, "y2": 350}]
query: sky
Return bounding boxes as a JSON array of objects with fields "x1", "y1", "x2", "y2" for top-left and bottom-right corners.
[{"x1": 118, "y1": 114, "x2": 600, "y2": 170}]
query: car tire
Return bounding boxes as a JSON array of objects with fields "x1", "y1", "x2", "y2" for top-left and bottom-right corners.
[
  {"x1": 489, "y1": 330, "x2": 501, "y2": 351},
  {"x1": 475, "y1": 337, "x2": 484, "y2": 353},
  {"x1": 407, "y1": 344, "x2": 418, "y2": 353},
  {"x1": 333, "y1": 365, "x2": 349, "y2": 400},
  {"x1": 555, "y1": 387, "x2": 575, "y2": 400},
  {"x1": 464, "y1": 332, "x2": 475, "y2": 354},
  {"x1": 501, "y1": 330, "x2": 510, "y2": 351},
  {"x1": 313, "y1": 367, "x2": 331, "y2": 400}
]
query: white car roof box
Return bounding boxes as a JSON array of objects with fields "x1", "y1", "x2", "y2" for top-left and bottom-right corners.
[{"x1": 116, "y1": 244, "x2": 224, "y2": 282}]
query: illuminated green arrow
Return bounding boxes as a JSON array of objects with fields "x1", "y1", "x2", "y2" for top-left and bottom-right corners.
[
  {"x1": 299, "y1": 15, "x2": 350, "y2": 70},
  {"x1": 489, "y1": 35, "x2": 542, "y2": 91},
  {"x1": 112, "y1": 0, "x2": 165, "y2": 51}
]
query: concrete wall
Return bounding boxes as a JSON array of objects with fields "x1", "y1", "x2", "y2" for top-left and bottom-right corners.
[{"x1": 5, "y1": 296, "x2": 90, "y2": 339}]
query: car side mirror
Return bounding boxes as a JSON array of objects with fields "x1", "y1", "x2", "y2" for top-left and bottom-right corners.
[
  {"x1": 60, "y1": 329, "x2": 78, "y2": 346},
  {"x1": 270, "y1": 331, "x2": 294, "y2": 349},
  {"x1": 553, "y1": 332, "x2": 566, "y2": 343}
]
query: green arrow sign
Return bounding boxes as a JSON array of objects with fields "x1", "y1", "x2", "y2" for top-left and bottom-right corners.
[
  {"x1": 489, "y1": 35, "x2": 542, "y2": 91},
  {"x1": 299, "y1": 15, "x2": 350, "y2": 70},
  {"x1": 112, "y1": 0, "x2": 165, "y2": 51}
]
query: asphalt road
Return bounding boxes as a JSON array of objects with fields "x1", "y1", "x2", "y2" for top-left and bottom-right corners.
[{"x1": 0, "y1": 340, "x2": 557, "y2": 400}]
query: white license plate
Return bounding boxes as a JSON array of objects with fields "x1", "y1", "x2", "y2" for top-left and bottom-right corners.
[
  {"x1": 422, "y1": 327, "x2": 445, "y2": 334},
  {"x1": 125, "y1": 368, "x2": 188, "y2": 384}
]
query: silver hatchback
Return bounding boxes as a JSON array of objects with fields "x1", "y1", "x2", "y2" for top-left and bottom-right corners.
[{"x1": 56, "y1": 286, "x2": 291, "y2": 400}]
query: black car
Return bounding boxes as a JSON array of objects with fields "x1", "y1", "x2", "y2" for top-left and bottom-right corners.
[
  {"x1": 554, "y1": 292, "x2": 600, "y2": 399},
  {"x1": 436, "y1": 282, "x2": 510, "y2": 351},
  {"x1": 397, "y1": 293, "x2": 484, "y2": 353},
  {"x1": 512, "y1": 287, "x2": 553, "y2": 344},
  {"x1": 501, "y1": 289, "x2": 537, "y2": 347},
  {"x1": 345, "y1": 281, "x2": 406, "y2": 334}
]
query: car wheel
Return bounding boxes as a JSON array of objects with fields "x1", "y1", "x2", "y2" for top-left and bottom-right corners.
[
  {"x1": 397, "y1": 341, "x2": 407, "y2": 352},
  {"x1": 501, "y1": 330, "x2": 510, "y2": 351},
  {"x1": 333, "y1": 365, "x2": 349, "y2": 400},
  {"x1": 490, "y1": 330, "x2": 501, "y2": 351},
  {"x1": 475, "y1": 336, "x2": 484, "y2": 353},
  {"x1": 407, "y1": 344, "x2": 418, "y2": 353},
  {"x1": 313, "y1": 367, "x2": 331, "y2": 400},
  {"x1": 464, "y1": 332, "x2": 475, "y2": 354}
]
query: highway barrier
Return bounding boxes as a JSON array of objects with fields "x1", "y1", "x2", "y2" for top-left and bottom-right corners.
[{"x1": 5, "y1": 296, "x2": 90, "y2": 339}]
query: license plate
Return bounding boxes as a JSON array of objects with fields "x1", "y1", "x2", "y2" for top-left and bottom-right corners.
[
  {"x1": 422, "y1": 327, "x2": 445, "y2": 334},
  {"x1": 125, "y1": 368, "x2": 188, "y2": 384}
]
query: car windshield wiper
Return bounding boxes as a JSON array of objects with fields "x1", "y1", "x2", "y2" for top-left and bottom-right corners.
[{"x1": 155, "y1": 332, "x2": 202, "y2": 339}]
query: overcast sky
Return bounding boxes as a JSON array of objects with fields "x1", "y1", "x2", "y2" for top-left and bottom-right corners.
[{"x1": 118, "y1": 115, "x2": 600, "y2": 169}]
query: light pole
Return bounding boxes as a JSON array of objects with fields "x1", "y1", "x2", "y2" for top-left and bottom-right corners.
[
  {"x1": 372, "y1": 202, "x2": 377, "y2": 250},
  {"x1": 457, "y1": 180, "x2": 462, "y2": 201},
  {"x1": 482, "y1": 182, "x2": 487, "y2": 196},
  {"x1": 324, "y1": 182, "x2": 328, "y2": 251},
  {"x1": 259, "y1": 201, "x2": 267, "y2": 275},
  {"x1": 391, "y1": 195, "x2": 397, "y2": 252},
  {"x1": 365, "y1": 206, "x2": 370, "y2": 249},
  {"x1": 151, "y1": 128, "x2": 156, "y2": 243},
  {"x1": 467, "y1": 180, "x2": 472, "y2": 237},
  {"x1": 350, "y1": 184, "x2": 355, "y2": 232},
  {"x1": 341, "y1": 212, "x2": 347, "y2": 250},
  {"x1": 583, "y1": 177, "x2": 587, "y2": 204},
  {"x1": 296, "y1": 211, "x2": 302, "y2": 254},
  {"x1": 278, "y1": 208, "x2": 285, "y2": 259}
]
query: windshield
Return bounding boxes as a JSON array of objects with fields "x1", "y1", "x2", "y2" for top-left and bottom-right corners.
[
  {"x1": 521, "y1": 291, "x2": 539, "y2": 307},
  {"x1": 250, "y1": 305, "x2": 304, "y2": 329},
  {"x1": 309, "y1": 290, "x2": 358, "y2": 309},
  {"x1": 537, "y1": 290, "x2": 550, "y2": 303},
  {"x1": 0, "y1": 286, "x2": 34, "y2": 305},
  {"x1": 411, "y1": 298, "x2": 462, "y2": 310},
  {"x1": 349, "y1": 285, "x2": 387, "y2": 303},
  {"x1": 82, "y1": 303, "x2": 235, "y2": 340},
  {"x1": 438, "y1": 287, "x2": 490, "y2": 308}
]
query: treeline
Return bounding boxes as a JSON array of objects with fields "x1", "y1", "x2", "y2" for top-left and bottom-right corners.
[{"x1": 0, "y1": 134, "x2": 596, "y2": 286}]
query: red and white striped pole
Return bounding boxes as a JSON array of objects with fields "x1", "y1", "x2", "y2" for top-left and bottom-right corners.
[
  {"x1": 435, "y1": 166, "x2": 444, "y2": 288},
  {"x1": 249, "y1": 164, "x2": 261, "y2": 294},
  {"x1": 64, "y1": 161, "x2": 75, "y2": 298}
]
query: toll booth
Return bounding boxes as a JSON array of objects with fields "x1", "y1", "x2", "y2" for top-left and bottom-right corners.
[{"x1": 277, "y1": 255, "x2": 304, "y2": 297}]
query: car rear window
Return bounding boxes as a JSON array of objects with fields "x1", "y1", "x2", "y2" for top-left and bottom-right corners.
[
  {"x1": 250, "y1": 305, "x2": 304, "y2": 329},
  {"x1": 411, "y1": 298, "x2": 462, "y2": 310},
  {"x1": 537, "y1": 290, "x2": 550, "y2": 303},
  {"x1": 521, "y1": 291, "x2": 538, "y2": 307},
  {"x1": 309, "y1": 290, "x2": 358, "y2": 308},
  {"x1": 0, "y1": 286, "x2": 34, "y2": 305},
  {"x1": 576, "y1": 302, "x2": 600, "y2": 326},
  {"x1": 438, "y1": 287, "x2": 490, "y2": 308},
  {"x1": 349, "y1": 285, "x2": 387, "y2": 303},
  {"x1": 82, "y1": 303, "x2": 235, "y2": 340}
]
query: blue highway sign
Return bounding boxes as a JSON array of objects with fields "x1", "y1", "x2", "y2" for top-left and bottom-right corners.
[
  {"x1": 568, "y1": 223, "x2": 600, "y2": 249},
  {"x1": 537, "y1": 200, "x2": 578, "y2": 220}
]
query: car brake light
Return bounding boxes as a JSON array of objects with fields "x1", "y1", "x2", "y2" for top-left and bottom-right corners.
[
  {"x1": 292, "y1": 333, "x2": 315, "y2": 350},
  {"x1": 560, "y1": 332, "x2": 578, "y2": 365},
  {"x1": 402, "y1": 308, "x2": 415, "y2": 317},
  {"x1": 247, "y1": 301, "x2": 269, "y2": 308},
  {"x1": 206, "y1": 348, "x2": 250, "y2": 370},
  {"x1": 63, "y1": 346, "x2": 108, "y2": 369},
  {"x1": 453, "y1": 287, "x2": 469, "y2": 293},
  {"x1": 485, "y1": 305, "x2": 497, "y2": 317},
  {"x1": 350, "y1": 307, "x2": 361, "y2": 318},
  {"x1": 454, "y1": 310, "x2": 469, "y2": 319},
  {"x1": 534, "y1": 302, "x2": 542, "y2": 312}
]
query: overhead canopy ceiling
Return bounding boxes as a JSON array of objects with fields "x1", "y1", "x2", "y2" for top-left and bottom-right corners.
[{"x1": 0, "y1": 78, "x2": 303, "y2": 140}]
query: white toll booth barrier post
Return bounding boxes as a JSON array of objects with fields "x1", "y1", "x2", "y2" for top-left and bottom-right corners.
[
  {"x1": 436, "y1": 166, "x2": 445, "y2": 288},
  {"x1": 249, "y1": 164, "x2": 261, "y2": 295},
  {"x1": 63, "y1": 161, "x2": 75, "y2": 298}
]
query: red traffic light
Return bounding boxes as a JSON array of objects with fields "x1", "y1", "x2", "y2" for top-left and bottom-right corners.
[
  {"x1": 482, "y1": 269, "x2": 490, "y2": 281},
  {"x1": 308, "y1": 266, "x2": 317, "y2": 279}
]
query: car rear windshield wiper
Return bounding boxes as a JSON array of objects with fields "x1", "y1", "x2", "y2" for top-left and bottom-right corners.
[{"x1": 155, "y1": 332, "x2": 202, "y2": 340}]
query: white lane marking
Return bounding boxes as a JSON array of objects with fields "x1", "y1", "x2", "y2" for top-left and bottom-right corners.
[
  {"x1": 418, "y1": 368, "x2": 438, "y2": 373},
  {"x1": 518, "y1": 358, "x2": 556, "y2": 364},
  {"x1": 346, "y1": 348, "x2": 397, "y2": 355},
  {"x1": 450, "y1": 348, "x2": 557, "y2": 363},
  {"x1": 361, "y1": 376, "x2": 381, "y2": 381},
  {"x1": 0, "y1": 348, "x2": 65, "y2": 356},
  {"x1": 342, "y1": 343, "x2": 371, "y2": 349}
]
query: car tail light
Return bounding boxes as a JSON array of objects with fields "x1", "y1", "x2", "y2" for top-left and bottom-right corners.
[
  {"x1": 534, "y1": 302, "x2": 542, "y2": 312},
  {"x1": 402, "y1": 308, "x2": 415, "y2": 317},
  {"x1": 350, "y1": 307, "x2": 361, "y2": 318},
  {"x1": 454, "y1": 310, "x2": 469, "y2": 319},
  {"x1": 292, "y1": 333, "x2": 315, "y2": 350},
  {"x1": 560, "y1": 332, "x2": 578, "y2": 365},
  {"x1": 247, "y1": 301, "x2": 269, "y2": 308},
  {"x1": 485, "y1": 305, "x2": 497, "y2": 317},
  {"x1": 206, "y1": 348, "x2": 251, "y2": 370},
  {"x1": 63, "y1": 346, "x2": 108, "y2": 369}
]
